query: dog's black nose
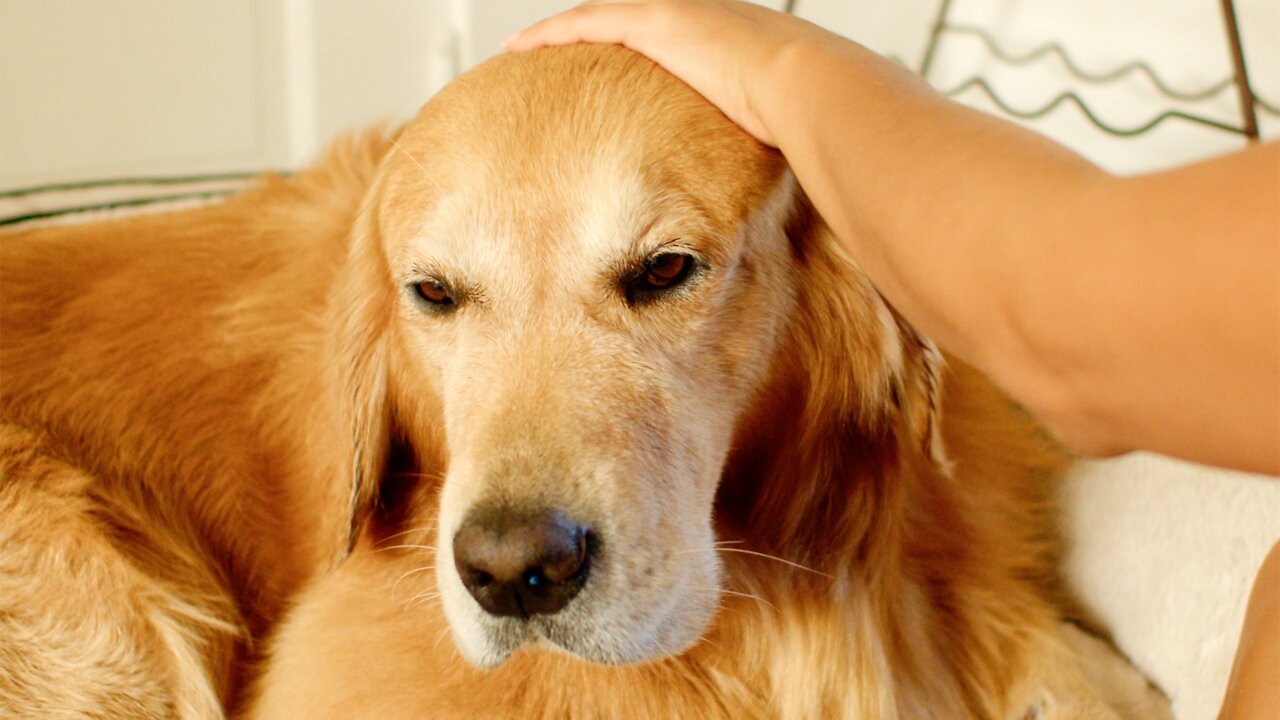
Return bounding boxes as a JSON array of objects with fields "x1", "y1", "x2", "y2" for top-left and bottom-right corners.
[{"x1": 452, "y1": 506, "x2": 593, "y2": 618}]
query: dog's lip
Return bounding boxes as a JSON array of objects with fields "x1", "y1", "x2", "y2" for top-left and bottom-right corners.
[
  {"x1": 458, "y1": 615, "x2": 529, "y2": 668},
  {"x1": 459, "y1": 617, "x2": 572, "y2": 669},
  {"x1": 460, "y1": 594, "x2": 647, "y2": 667}
]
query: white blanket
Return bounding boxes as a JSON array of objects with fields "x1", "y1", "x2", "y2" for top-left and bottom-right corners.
[{"x1": 1065, "y1": 455, "x2": 1280, "y2": 719}]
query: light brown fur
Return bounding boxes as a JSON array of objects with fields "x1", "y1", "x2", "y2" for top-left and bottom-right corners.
[
  {"x1": 1, "y1": 134, "x2": 393, "y2": 716},
  {"x1": 2, "y1": 46, "x2": 1168, "y2": 719}
]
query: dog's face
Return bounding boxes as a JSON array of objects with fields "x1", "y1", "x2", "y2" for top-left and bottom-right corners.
[{"x1": 345, "y1": 46, "x2": 925, "y2": 669}]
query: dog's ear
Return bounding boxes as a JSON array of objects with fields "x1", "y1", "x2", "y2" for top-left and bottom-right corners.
[
  {"x1": 783, "y1": 192, "x2": 949, "y2": 472},
  {"x1": 325, "y1": 193, "x2": 393, "y2": 561},
  {"x1": 883, "y1": 304, "x2": 950, "y2": 473}
]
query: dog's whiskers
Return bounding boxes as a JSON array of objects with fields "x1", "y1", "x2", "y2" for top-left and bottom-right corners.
[
  {"x1": 372, "y1": 526, "x2": 438, "y2": 548},
  {"x1": 697, "y1": 546, "x2": 832, "y2": 578},
  {"x1": 432, "y1": 624, "x2": 450, "y2": 653},
  {"x1": 384, "y1": 132, "x2": 444, "y2": 194},
  {"x1": 687, "y1": 633, "x2": 721, "y2": 654},
  {"x1": 650, "y1": 636, "x2": 676, "y2": 660},
  {"x1": 409, "y1": 590, "x2": 440, "y2": 604},
  {"x1": 391, "y1": 565, "x2": 436, "y2": 596},
  {"x1": 706, "y1": 586, "x2": 778, "y2": 612},
  {"x1": 373, "y1": 543, "x2": 437, "y2": 555}
]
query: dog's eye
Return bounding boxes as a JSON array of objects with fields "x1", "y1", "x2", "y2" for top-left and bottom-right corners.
[
  {"x1": 624, "y1": 252, "x2": 700, "y2": 305},
  {"x1": 414, "y1": 279, "x2": 454, "y2": 306},
  {"x1": 642, "y1": 253, "x2": 693, "y2": 290}
]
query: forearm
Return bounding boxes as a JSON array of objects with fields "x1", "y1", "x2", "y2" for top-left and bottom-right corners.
[
  {"x1": 1045, "y1": 150, "x2": 1280, "y2": 471},
  {"x1": 759, "y1": 38, "x2": 1104, "y2": 437},
  {"x1": 758, "y1": 39, "x2": 1280, "y2": 472},
  {"x1": 1219, "y1": 540, "x2": 1280, "y2": 719}
]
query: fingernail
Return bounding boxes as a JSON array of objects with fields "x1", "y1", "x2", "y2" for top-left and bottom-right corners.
[{"x1": 502, "y1": 32, "x2": 519, "y2": 48}]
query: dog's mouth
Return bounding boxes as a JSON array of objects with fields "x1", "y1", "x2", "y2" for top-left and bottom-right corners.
[{"x1": 435, "y1": 502, "x2": 724, "y2": 669}]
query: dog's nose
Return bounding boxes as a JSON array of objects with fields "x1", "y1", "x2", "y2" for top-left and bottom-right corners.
[{"x1": 452, "y1": 506, "x2": 593, "y2": 618}]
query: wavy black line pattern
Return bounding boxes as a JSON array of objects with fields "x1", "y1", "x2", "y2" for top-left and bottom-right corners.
[
  {"x1": 944, "y1": 23, "x2": 1279, "y2": 115},
  {"x1": 784, "y1": 0, "x2": 1277, "y2": 133},
  {"x1": 940, "y1": 76, "x2": 1247, "y2": 137}
]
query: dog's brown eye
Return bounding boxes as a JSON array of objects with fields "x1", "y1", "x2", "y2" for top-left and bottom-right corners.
[
  {"x1": 642, "y1": 253, "x2": 693, "y2": 290},
  {"x1": 414, "y1": 280, "x2": 454, "y2": 306}
]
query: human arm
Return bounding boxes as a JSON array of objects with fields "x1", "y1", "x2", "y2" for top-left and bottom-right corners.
[
  {"x1": 1219, "y1": 539, "x2": 1280, "y2": 720},
  {"x1": 507, "y1": 1, "x2": 1280, "y2": 475}
]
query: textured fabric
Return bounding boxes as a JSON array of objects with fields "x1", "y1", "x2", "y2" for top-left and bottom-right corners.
[
  {"x1": 0, "y1": 174, "x2": 251, "y2": 229},
  {"x1": 1064, "y1": 456, "x2": 1280, "y2": 720}
]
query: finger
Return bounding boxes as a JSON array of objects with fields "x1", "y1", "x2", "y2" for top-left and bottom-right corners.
[
  {"x1": 503, "y1": 3, "x2": 647, "y2": 52},
  {"x1": 504, "y1": 4, "x2": 637, "y2": 50}
]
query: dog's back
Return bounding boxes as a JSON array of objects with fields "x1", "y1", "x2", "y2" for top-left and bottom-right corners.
[
  {"x1": 0, "y1": 422, "x2": 239, "y2": 717},
  {"x1": 0, "y1": 133, "x2": 392, "y2": 715}
]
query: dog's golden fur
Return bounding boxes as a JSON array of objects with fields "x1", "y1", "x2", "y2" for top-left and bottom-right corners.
[
  {"x1": 2, "y1": 46, "x2": 1168, "y2": 718},
  {"x1": 1, "y1": 133, "x2": 391, "y2": 715}
]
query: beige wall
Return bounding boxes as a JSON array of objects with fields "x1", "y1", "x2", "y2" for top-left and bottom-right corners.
[
  {"x1": 0, "y1": 0, "x2": 465, "y2": 189},
  {"x1": 0, "y1": 1, "x2": 293, "y2": 187}
]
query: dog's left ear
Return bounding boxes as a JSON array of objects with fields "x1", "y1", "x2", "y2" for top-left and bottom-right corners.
[
  {"x1": 783, "y1": 188, "x2": 950, "y2": 473},
  {"x1": 881, "y1": 302, "x2": 951, "y2": 473},
  {"x1": 324, "y1": 194, "x2": 393, "y2": 561}
]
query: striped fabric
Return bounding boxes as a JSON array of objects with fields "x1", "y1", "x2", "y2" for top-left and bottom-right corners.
[{"x1": 0, "y1": 173, "x2": 258, "y2": 230}]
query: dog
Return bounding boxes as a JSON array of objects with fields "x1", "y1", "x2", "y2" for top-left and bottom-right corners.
[
  {"x1": 2, "y1": 45, "x2": 1169, "y2": 718},
  {"x1": 246, "y1": 47, "x2": 1169, "y2": 718}
]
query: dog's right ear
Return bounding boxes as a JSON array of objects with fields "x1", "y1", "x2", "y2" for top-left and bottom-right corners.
[{"x1": 324, "y1": 192, "x2": 393, "y2": 563}]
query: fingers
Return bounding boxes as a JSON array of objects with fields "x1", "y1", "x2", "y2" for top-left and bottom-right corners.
[
  {"x1": 500, "y1": 0, "x2": 785, "y2": 146},
  {"x1": 503, "y1": 2, "x2": 646, "y2": 52}
]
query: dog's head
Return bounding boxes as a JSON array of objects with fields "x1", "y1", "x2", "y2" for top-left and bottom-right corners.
[{"x1": 333, "y1": 46, "x2": 945, "y2": 668}]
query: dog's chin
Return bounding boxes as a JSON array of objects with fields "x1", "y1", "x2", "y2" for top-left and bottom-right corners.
[{"x1": 440, "y1": 574, "x2": 722, "y2": 670}]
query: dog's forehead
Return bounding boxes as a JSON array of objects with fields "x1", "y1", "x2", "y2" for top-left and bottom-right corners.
[
  {"x1": 378, "y1": 45, "x2": 785, "y2": 264},
  {"x1": 401, "y1": 160, "x2": 712, "y2": 273}
]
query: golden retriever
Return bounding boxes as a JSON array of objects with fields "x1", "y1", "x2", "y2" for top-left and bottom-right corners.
[{"x1": 3, "y1": 46, "x2": 1168, "y2": 719}]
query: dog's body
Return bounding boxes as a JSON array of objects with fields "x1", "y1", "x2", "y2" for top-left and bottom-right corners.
[
  {"x1": 2, "y1": 47, "x2": 1168, "y2": 718},
  {"x1": 0, "y1": 135, "x2": 393, "y2": 716}
]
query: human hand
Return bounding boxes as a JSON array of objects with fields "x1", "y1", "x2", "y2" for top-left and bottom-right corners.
[{"x1": 503, "y1": 0, "x2": 844, "y2": 146}]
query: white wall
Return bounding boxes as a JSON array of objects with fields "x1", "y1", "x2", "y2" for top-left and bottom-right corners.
[
  {"x1": 310, "y1": 0, "x2": 455, "y2": 143},
  {"x1": 0, "y1": 1, "x2": 804, "y2": 190},
  {"x1": 0, "y1": 1, "x2": 293, "y2": 187},
  {"x1": 0, "y1": 0, "x2": 459, "y2": 189}
]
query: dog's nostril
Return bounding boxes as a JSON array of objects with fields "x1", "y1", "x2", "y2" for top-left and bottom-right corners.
[{"x1": 452, "y1": 506, "x2": 594, "y2": 619}]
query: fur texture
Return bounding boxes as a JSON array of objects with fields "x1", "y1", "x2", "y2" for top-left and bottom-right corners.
[
  {"x1": 1, "y1": 133, "x2": 393, "y2": 716},
  {"x1": 1, "y1": 46, "x2": 1170, "y2": 718}
]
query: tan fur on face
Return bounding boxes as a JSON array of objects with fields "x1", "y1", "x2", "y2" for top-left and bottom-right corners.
[
  {"x1": 3, "y1": 46, "x2": 1170, "y2": 718},
  {"x1": 340, "y1": 49, "x2": 803, "y2": 668}
]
